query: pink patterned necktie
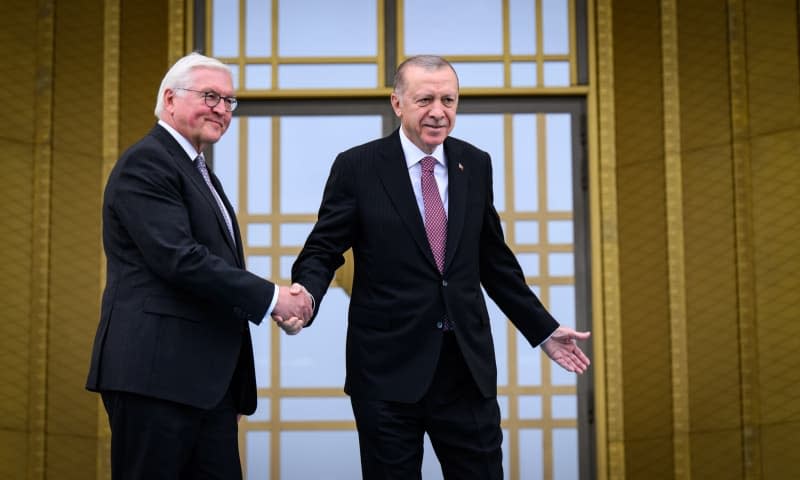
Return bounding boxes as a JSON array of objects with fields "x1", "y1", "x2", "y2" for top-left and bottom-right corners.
[
  {"x1": 421, "y1": 156, "x2": 447, "y2": 273},
  {"x1": 195, "y1": 154, "x2": 235, "y2": 242}
]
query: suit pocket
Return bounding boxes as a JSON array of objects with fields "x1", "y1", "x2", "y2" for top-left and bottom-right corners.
[{"x1": 143, "y1": 295, "x2": 204, "y2": 322}]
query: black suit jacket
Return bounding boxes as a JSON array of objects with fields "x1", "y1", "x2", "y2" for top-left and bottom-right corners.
[
  {"x1": 292, "y1": 129, "x2": 559, "y2": 402},
  {"x1": 86, "y1": 124, "x2": 273, "y2": 414}
]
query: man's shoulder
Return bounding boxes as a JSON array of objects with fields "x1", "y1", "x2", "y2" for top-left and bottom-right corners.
[{"x1": 339, "y1": 132, "x2": 398, "y2": 158}]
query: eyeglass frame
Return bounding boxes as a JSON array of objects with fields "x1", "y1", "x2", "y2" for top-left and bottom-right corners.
[{"x1": 175, "y1": 87, "x2": 238, "y2": 112}]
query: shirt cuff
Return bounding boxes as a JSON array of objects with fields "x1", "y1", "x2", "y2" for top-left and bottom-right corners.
[{"x1": 264, "y1": 285, "x2": 279, "y2": 318}]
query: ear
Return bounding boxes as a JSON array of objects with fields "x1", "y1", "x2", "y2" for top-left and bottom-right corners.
[
  {"x1": 390, "y1": 93, "x2": 401, "y2": 117},
  {"x1": 163, "y1": 88, "x2": 177, "y2": 114}
]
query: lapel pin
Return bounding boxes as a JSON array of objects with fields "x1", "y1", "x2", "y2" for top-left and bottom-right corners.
[{"x1": 458, "y1": 162, "x2": 464, "y2": 171}]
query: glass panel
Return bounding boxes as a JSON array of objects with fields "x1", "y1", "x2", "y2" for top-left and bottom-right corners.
[
  {"x1": 510, "y1": 0, "x2": 536, "y2": 55},
  {"x1": 519, "y1": 394, "x2": 542, "y2": 419},
  {"x1": 513, "y1": 114, "x2": 538, "y2": 212},
  {"x1": 247, "y1": 255, "x2": 271, "y2": 279},
  {"x1": 245, "y1": 0, "x2": 271, "y2": 56},
  {"x1": 516, "y1": 253, "x2": 540, "y2": 277},
  {"x1": 451, "y1": 62, "x2": 504, "y2": 88},
  {"x1": 247, "y1": 117, "x2": 272, "y2": 214},
  {"x1": 542, "y1": 0, "x2": 570, "y2": 54},
  {"x1": 553, "y1": 428, "x2": 579, "y2": 480},
  {"x1": 515, "y1": 221, "x2": 539, "y2": 244},
  {"x1": 404, "y1": 0, "x2": 502, "y2": 55},
  {"x1": 280, "y1": 397, "x2": 353, "y2": 421},
  {"x1": 552, "y1": 394, "x2": 577, "y2": 419},
  {"x1": 545, "y1": 114, "x2": 572, "y2": 211},
  {"x1": 280, "y1": 288, "x2": 348, "y2": 387},
  {"x1": 519, "y1": 429, "x2": 544, "y2": 480},
  {"x1": 278, "y1": 0, "x2": 376, "y2": 56},
  {"x1": 485, "y1": 289, "x2": 509, "y2": 386},
  {"x1": 450, "y1": 114, "x2": 505, "y2": 211},
  {"x1": 280, "y1": 223, "x2": 314, "y2": 246},
  {"x1": 549, "y1": 252, "x2": 574, "y2": 276},
  {"x1": 247, "y1": 223, "x2": 271, "y2": 247},
  {"x1": 279, "y1": 64, "x2": 378, "y2": 89},
  {"x1": 280, "y1": 115, "x2": 382, "y2": 214},
  {"x1": 548, "y1": 220, "x2": 573, "y2": 243},
  {"x1": 211, "y1": 2, "x2": 238, "y2": 57},
  {"x1": 244, "y1": 64, "x2": 272, "y2": 89},
  {"x1": 247, "y1": 397, "x2": 270, "y2": 421},
  {"x1": 517, "y1": 333, "x2": 542, "y2": 385},
  {"x1": 280, "y1": 255, "x2": 294, "y2": 279},
  {"x1": 511, "y1": 62, "x2": 538, "y2": 87},
  {"x1": 543, "y1": 61, "x2": 571, "y2": 86},
  {"x1": 549, "y1": 285, "x2": 576, "y2": 328},
  {"x1": 246, "y1": 431, "x2": 270, "y2": 478},
  {"x1": 227, "y1": 63, "x2": 240, "y2": 89},
  {"x1": 498, "y1": 395, "x2": 509, "y2": 420},
  {"x1": 214, "y1": 118, "x2": 240, "y2": 212},
  {"x1": 280, "y1": 431, "x2": 361, "y2": 479}
]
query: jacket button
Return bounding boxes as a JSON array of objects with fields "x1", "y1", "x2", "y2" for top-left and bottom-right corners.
[
  {"x1": 442, "y1": 280, "x2": 448, "y2": 287},
  {"x1": 436, "y1": 321, "x2": 443, "y2": 329}
]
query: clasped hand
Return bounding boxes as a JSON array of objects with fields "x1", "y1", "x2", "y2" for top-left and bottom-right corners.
[{"x1": 271, "y1": 283, "x2": 313, "y2": 335}]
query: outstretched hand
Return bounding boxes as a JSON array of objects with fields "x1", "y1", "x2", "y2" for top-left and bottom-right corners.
[
  {"x1": 541, "y1": 327, "x2": 591, "y2": 374},
  {"x1": 272, "y1": 283, "x2": 313, "y2": 335}
]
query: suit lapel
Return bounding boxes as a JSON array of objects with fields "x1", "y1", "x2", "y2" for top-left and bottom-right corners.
[
  {"x1": 374, "y1": 132, "x2": 440, "y2": 271},
  {"x1": 443, "y1": 138, "x2": 468, "y2": 273},
  {"x1": 151, "y1": 125, "x2": 240, "y2": 262}
]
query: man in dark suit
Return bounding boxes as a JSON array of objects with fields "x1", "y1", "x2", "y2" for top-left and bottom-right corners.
[
  {"x1": 290, "y1": 55, "x2": 591, "y2": 479},
  {"x1": 86, "y1": 52, "x2": 311, "y2": 479}
]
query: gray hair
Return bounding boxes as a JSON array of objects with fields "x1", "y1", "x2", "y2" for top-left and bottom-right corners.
[
  {"x1": 154, "y1": 52, "x2": 233, "y2": 118},
  {"x1": 393, "y1": 55, "x2": 459, "y2": 95}
]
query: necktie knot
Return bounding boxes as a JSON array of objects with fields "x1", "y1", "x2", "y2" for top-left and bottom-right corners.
[{"x1": 421, "y1": 156, "x2": 437, "y2": 173}]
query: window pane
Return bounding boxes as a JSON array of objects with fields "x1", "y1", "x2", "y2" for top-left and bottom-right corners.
[
  {"x1": 245, "y1": 0, "x2": 271, "y2": 56},
  {"x1": 515, "y1": 220, "x2": 539, "y2": 244},
  {"x1": 510, "y1": 0, "x2": 536, "y2": 55},
  {"x1": 280, "y1": 288, "x2": 348, "y2": 387},
  {"x1": 214, "y1": 118, "x2": 240, "y2": 212},
  {"x1": 244, "y1": 64, "x2": 272, "y2": 89},
  {"x1": 280, "y1": 431, "x2": 361, "y2": 478},
  {"x1": 519, "y1": 429, "x2": 544, "y2": 480},
  {"x1": 517, "y1": 253, "x2": 540, "y2": 277},
  {"x1": 546, "y1": 114, "x2": 573, "y2": 210},
  {"x1": 519, "y1": 395, "x2": 542, "y2": 419},
  {"x1": 247, "y1": 117, "x2": 272, "y2": 214},
  {"x1": 247, "y1": 223, "x2": 271, "y2": 247},
  {"x1": 450, "y1": 114, "x2": 505, "y2": 211},
  {"x1": 548, "y1": 220, "x2": 573, "y2": 243},
  {"x1": 280, "y1": 115, "x2": 382, "y2": 214},
  {"x1": 404, "y1": 0, "x2": 502, "y2": 55},
  {"x1": 549, "y1": 252, "x2": 574, "y2": 276},
  {"x1": 247, "y1": 255, "x2": 271, "y2": 279},
  {"x1": 452, "y1": 62, "x2": 504, "y2": 88},
  {"x1": 279, "y1": 0, "x2": 376, "y2": 56},
  {"x1": 513, "y1": 114, "x2": 538, "y2": 212},
  {"x1": 211, "y1": 2, "x2": 239, "y2": 57},
  {"x1": 511, "y1": 62, "x2": 538, "y2": 87},
  {"x1": 281, "y1": 397, "x2": 353, "y2": 421},
  {"x1": 278, "y1": 64, "x2": 378, "y2": 89},
  {"x1": 280, "y1": 223, "x2": 314, "y2": 246},
  {"x1": 552, "y1": 394, "x2": 577, "y2": 419},
  {"x1": 553, "y1": 429, "x2": 579, "y2": 480},
  {"x1": 517, "y1": 333, "x2": 542, "y2": 385},
  {"x1": 544, "y1": 61, "x2": 571, "y2": 86},
  {"x1": 246, "y1": 431, "x2": 270, "y2": 478},
  {"x1": 542, "y1": 0, "x2": 570, "y2": 54}
]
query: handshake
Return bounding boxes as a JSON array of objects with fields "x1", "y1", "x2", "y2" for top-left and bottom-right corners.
[{"x1": 270, "y1": 283, "x2": 313, "y2": 335}]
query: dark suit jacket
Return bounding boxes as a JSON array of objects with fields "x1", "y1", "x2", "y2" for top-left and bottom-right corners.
[
  {"x1": 292, "y1": 129, "x2": 559, "y2": 403},
  {"x1": 86, "y1": 124, "x2": 273, "y2": 414}
]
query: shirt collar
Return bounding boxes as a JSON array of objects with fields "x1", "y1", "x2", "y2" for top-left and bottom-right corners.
[
  {"x1": 158, "y1": 119, "x2": 201, "y2": 162},
  {"x1": 399, "y1": 127, "x2": 445, "y2": 169}
]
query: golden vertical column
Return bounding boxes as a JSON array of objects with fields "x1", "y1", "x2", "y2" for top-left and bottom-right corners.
[
  {"x1": 29, "y1": 1, "x2": 55, "y2": 479},
  {"x1": 659, "y1": 0, "x2": 690, "y2": 478},
  {"x1": 593, "y1": 0, "x2": 624, "y2": 478},
  {"x1": 727, "y1": 0, "x2": 761, "y2": 478}
]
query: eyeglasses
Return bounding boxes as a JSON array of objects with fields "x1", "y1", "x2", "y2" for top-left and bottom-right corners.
[{"x1": 176, "y1": 88, "x2": 238, "y2": 112}]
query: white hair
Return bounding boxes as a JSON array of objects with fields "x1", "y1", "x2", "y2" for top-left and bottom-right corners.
[{"x1": 153, "y1": 52, "x2": 232, "y2": 118}]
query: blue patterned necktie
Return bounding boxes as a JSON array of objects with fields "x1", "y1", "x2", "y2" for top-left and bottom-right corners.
[{"x1": 195, "y1": 154, "x2": 235, "y2": 242}]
